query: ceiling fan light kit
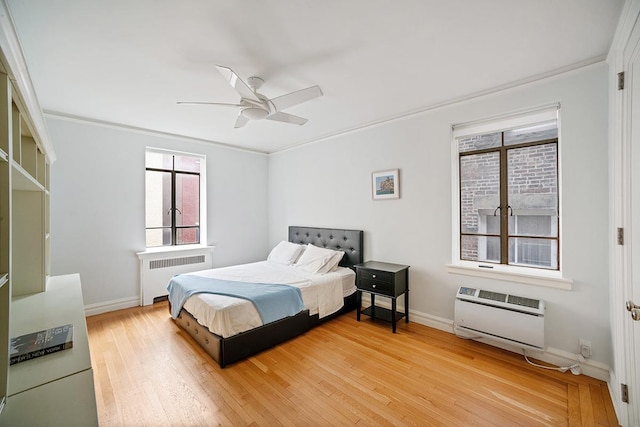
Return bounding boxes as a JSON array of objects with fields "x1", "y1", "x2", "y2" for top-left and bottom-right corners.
[{"x1": 178, "y1": 65, "x2": 323, "y2": 128}]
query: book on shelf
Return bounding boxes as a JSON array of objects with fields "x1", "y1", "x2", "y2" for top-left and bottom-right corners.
[{"x1": 10, "y1": 324, "x2": 73, "y2": 365}]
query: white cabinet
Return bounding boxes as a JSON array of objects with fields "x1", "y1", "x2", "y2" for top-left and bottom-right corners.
[
  {"x1": 0, "y1": 275, "x2": 97, "y2": 426},
  {"x1": 1, "y1": 369, "x2": 97, "y2": 426}
]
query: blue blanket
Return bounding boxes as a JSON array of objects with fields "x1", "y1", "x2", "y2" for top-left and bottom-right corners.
[{"x1": 166, "y1": 274, "x2": 305, "y2": 324}]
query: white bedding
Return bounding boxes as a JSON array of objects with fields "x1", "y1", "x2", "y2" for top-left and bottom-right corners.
[{"x1": 181, "y1": 261, "x2": 356, "y2": 338}]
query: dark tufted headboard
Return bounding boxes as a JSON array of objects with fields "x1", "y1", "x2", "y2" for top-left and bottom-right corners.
[{"x1": 288, "y1": 226, "x2": 364, "y2": 268}]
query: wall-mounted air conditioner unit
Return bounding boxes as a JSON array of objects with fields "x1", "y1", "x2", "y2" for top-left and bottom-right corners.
[{"x1": 454, "y1": 286, "x2": 545, "y2": 351}]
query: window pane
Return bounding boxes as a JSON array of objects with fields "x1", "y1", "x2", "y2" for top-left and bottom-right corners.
[
  {"x1": 504, "y1": 120, "x2": 557, "y2": 146},
  {"x1": 146, "y1": 228, "x2": 171, "y2": 247},
  {"x1": 484, "y1": 214, "x2": 500, "y2": 235},
  {"x1": 146, "y1": 151, "x2": 173, "y2": 169},
  {"x1": 461, "y1": 235, "x2": 500, "y2": 263},
  {"x1": 458, "y1": 132, "x2": 501, "y2": 153},
  {"x1": 460, "y1": 152, "x2": 500, "y2": 233},
  {"x1": 508, "y1": 214, "x2": 556, "y2": 237},
  {"x1": 145, "y1": 170, "x2": 172, "y2": 227},
  {"x1": 507, "y1": 143, "x2": 558, "y2": 238},
  {"x1": 177, "y1": 227, "x2": 200, "y2": 245},
  {"x1": 174, "y1": 155, "x2": 201, "y2": 173},
  {"x1": 175, "y1": 173, "x2": 199, "y2": 227},
  {"x1": 509, "y1": 237, "x2": 557, "y2": 269}
]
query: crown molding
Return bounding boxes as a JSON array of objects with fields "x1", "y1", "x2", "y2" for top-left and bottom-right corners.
[
  {"x1": 0, "y1": 0, "x2": 56, "y2": 162},
  {"x1": 43, "y1": 110, "x2": 268, "y2": 156}
]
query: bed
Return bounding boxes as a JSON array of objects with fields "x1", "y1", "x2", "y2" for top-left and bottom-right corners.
[{"x1": 168, "y1": 226, "x2": 364, "y2": 368}]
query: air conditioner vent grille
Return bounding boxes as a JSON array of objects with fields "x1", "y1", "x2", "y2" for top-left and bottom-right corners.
[
  {"x1": 507, "y1": 295, "x2": 541, "y2": 309},
  {"x1": 478, "y1": 290, "x2": 507, "y2": 302}
]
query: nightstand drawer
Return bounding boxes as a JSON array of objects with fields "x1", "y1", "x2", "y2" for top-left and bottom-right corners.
[
  {"x1": 358, "y1": 269, "x2": 393, "y2": 284},
  {"x1": 358, "y1": 278, "x2": 393, "y2": 295}
]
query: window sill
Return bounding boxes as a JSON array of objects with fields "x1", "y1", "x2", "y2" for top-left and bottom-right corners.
[
  {"x1": 136, "y1": 245, "x2": 215, "y2": 260},
  {"x1": 446, "y1": 262, "x2": 572, "y2": 290}
]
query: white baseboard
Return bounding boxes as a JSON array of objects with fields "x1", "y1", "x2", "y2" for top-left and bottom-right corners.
[
  {"x1": 407, "y1": 308, "x2": 454, "y2": 333},
  {"x1": 84, "y1": 296, "x2": 140, "y2": 317},
  {"x1": 540, "y1": 347, "x2": 610, "y2": 382},
  {"x1": 372, "y1": 300, "x2": 611, "y2": 382}
]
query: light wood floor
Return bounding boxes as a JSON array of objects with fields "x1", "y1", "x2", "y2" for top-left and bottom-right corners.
[{"x1": 86, "y1": 302, "x2": 618, "y2": 426}]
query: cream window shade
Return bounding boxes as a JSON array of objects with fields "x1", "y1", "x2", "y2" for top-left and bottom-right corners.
[{"x1": 452, "y1": 104, "x2": 560, "y2": 140}]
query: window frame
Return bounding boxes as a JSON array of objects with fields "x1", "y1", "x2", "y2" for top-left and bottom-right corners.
[
  {"x1": 459, "y1": 136, "x2": 560, "y2": 269},
  {"x1": 448, "y1": 105, "x2": 572, "y2": 289},
  {"x1": 145, "y1": 148, "x2": 206, "y2": 248}
]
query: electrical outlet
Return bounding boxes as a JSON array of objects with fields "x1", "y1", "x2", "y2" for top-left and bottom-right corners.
[{"x1": 580, "y1": 339, "x2": 592, "y2": 358}]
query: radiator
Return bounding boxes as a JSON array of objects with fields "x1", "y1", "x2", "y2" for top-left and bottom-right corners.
[
  {"x1": 454, "y1": 286, "x2": 545, "y2": 351},
  {"x1": 137, "y1": 247, "x2": 214, "y2": 306}
]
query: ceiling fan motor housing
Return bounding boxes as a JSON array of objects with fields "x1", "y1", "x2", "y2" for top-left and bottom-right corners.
[{"x1": 246, "y1": 76, "x2": 264, "y2": 91}]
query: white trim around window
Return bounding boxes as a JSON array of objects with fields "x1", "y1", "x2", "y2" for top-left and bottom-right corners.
[
  {"x1": 449, "y1": 104, "x2": 573, "y2": 290},
  {"x1": 446, "y1": 262, "x2": 572, "y2": 290}
]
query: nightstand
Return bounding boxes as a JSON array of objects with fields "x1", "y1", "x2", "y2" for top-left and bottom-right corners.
[{"x1": 354, "y1": 261, "x2": 409, "y2": 333}]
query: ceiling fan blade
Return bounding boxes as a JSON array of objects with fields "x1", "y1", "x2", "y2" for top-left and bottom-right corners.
[
  {"x1": 215, "y1": 65, "x2": 261, "y2": 103},
  {"x1": 266, "y1": 111, "x2": 308, "y2": 126},
  {"x1": 177, "y1": 101, "x2": 243, "y2": 107},
  {"x1": 270, "y1": 85, "x2": 323, "y2": 112},
  {"x1": 234, "y1": 113, "x2": 250, "y2": 128}
]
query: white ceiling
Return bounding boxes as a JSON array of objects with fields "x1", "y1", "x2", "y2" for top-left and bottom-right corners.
[{"x1": 6, "y1": 1, "x2": 625, "y2": 154}]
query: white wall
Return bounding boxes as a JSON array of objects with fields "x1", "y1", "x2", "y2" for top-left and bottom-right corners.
[
  {"x1": 48, "y1": 117, "x2": 269, "y2": 306},
  {"x1": 46, "y1": 62, "x2": 612, "y2": 371},
  {"x1": 268, "y1": 63, "x2": 612, "y2": 368}
]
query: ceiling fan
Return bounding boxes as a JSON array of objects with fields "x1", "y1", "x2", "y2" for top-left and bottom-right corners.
[{"x1": 178, "y1": 65, "x2": 323, "y2": 128}]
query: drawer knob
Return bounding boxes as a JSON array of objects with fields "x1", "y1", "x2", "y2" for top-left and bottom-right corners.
[
  {"x1": 372, "y1": 284, "x2": 376, "y2": 288},
  {"x1": 372, "y1": 274, "x2": 377, "y2": 278}
]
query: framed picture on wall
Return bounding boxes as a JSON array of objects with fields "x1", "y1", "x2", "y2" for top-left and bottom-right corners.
[{"x1": 372, "y1": 169, "x2": 399, "y2": 200}]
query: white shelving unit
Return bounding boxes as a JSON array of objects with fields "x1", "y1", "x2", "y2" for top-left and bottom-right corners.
[{"x1": 0, "y1": 7, "x2": 98, "y2": 423}]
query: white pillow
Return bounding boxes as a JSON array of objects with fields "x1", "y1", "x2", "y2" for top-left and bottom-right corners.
[
  {"x1": 295, "y1": 244, "x2": 344, "y2": 274},
  {"x1": 317, "y1": 249, "x2": 345, "y2": 274},
  {"x1": 267, "y1": 241, "x2": 304, "y2": 265}
]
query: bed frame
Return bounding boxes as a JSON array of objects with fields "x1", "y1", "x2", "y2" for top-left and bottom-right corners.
[{"x1": 172, "y1": 226, "x2": 364, "y2": 368}]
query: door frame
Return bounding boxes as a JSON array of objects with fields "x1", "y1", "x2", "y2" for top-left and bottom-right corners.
[{"x1": 609, "y1": 1, "x2": 640, "y2": 425}]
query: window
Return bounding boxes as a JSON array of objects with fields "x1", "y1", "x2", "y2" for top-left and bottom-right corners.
[
  {"x1": 454, "y1": 107, "x2": 560, "y2": 271},
  {"x1": 145, "y1": 150, "x2": 203, "y2": 247}
]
